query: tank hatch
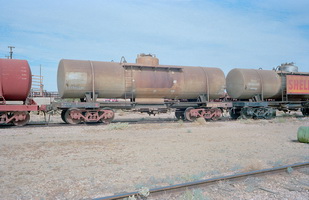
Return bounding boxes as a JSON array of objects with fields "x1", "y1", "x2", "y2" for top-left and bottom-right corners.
[{"x1": 276, "y1": 62, "x2": 298, "y2": 72}]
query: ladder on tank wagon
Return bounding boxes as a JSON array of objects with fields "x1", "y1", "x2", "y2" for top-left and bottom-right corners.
[{"x1": 124, "y1": 65, "x2": 134, "y2": 101}]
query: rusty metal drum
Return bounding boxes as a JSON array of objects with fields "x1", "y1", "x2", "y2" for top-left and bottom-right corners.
[
  {"x1": 58, "y1": 56, "x2": 226, "y2": 100},
  {"x1": 226, "y1": 68, "x2": 281, "y2": 99},
  {"x1": 0, "y1": 59, "x2": 32, "y2": 101}
]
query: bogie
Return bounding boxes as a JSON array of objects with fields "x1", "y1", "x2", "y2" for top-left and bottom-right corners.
[
  {"x1": 61, "y1": 108, "x2": 115, "y2": 124},
  {"x1": 238, "y1": 107, "x2": 275, "y2": 120}
]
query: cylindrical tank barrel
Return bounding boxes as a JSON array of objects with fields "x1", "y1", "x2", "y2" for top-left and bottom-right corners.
[
  {"x1": 57, "y1": 59, "x2": 226, "y2": 100},
  {"x1": 0, "y1": 59, "x2": 32, "y2": 101},
  {"x1": 226, "y1": 68, "x2": 281, "y2": 99}
]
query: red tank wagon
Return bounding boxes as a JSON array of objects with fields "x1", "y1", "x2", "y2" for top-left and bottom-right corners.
[{"x1": 0, "y1": 59, "x2": 41, "y2": 126}]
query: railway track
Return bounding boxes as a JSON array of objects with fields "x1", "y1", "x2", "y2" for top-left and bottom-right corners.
[
  {"x1": 1, "y1": 112, "x2": 306, "y2": 129},
  {"x1": 93, "y1": 162, "x2": 309, "y2": 200},
  {"x1": 1, "y1": 116, "x2": 229, "y2": 129},
  {"x1": 1, "y1": 119, "x2": 179, "y2": 129}
]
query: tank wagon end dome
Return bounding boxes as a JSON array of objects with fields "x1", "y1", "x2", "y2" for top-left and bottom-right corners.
[
  {"x1": 0, "y1": 58, "x2": 32, "y2": 101},
  {"x1": 57, "y1": 59, "x2": 65, "y2": 98},
  {"x1": 226, "y1": 68, "x2": 246, "y2": 99}
]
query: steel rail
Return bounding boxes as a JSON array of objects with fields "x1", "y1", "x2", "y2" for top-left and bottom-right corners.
[
  {"x1": 1, "y1": 118, "x2": 181, "y2": 129},
  {"x1": 93, "y1": 162, "x2": 309, "y2": 200}
]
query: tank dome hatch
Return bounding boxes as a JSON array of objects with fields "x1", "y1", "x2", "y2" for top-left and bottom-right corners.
[
  {"x1": 276, "y1": 62, "x2": 298, "y2": 72},
  {"x1": 136, "y1": 53, "x2": 159, "y2": 66}
]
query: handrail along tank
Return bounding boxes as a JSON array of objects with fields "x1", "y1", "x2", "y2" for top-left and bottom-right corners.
[
  {"x1": 57, "y1": 54, "x2": 226, "y2": 100},
  {"x1": 0, "y1": 59, "x2": 32, "y2": 101}
]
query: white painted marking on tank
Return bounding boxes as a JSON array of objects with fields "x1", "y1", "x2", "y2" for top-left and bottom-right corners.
[{"x1": 66, "y1": 72, "x2": 87, "y2": 85}]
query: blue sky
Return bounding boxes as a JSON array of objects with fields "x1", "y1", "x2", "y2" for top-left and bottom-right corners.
[{"x1": 1, "y1": 0, "x2": 308, "y2": 91}]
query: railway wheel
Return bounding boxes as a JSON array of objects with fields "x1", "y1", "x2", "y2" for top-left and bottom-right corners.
[
  {"x1": 184, "y1": 107, "x2": 197, "y2": 122},
  {"x1": 211, "y1": 108, "x2": 222, "y2": 121},
  {"x1": 12, "y1": 111, "x2": 30, "y2": 126},
  {"x1": 99, "y1": 108, "x2": 115, "y2": 124},
  {"x1": 301, "y1": 108, "x2": 309, "y2": 117},
  {"x1": 61, "y1": 110, "x2": 67, "y2": 123},
  {"x1": 264, "y1": 112, "x2": 273, "y2": 120},
  {"x1": 64, "y1": 108, "x2": 82, "y2": 124},
  {"x1": 229, "y1": 108, "x2": 241, "y2": 120},
  {"x1": 175, "y1": 110, "x2": 185, "y2": 120},
  {"x1": 264, "y1": 109, "x2": 275, "y2": 120},
  {"x1": 240, "y1": 112, "x2": 252, "y2": 119}
]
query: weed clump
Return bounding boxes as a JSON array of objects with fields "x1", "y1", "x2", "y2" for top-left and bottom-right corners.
[
  {"x1": 194, "y1": 117, "x2": 207, "y2": 125},
  {"x1": 242, "y1": 160, "x2": 269, "y2": 172},
  {"x1": 177, "y1": 119, "x2": 184, "y2": 127},
  {"x1": 107, "y1": 122, "x2": 129, "y2": 130},
  {"x1": 181, "y1": 189, "x2": 207, "y2": 200}
]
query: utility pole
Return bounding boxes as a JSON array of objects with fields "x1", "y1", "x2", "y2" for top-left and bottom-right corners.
[{"x1": 8, "y1": 46, "x2": 15, "y2": 59}]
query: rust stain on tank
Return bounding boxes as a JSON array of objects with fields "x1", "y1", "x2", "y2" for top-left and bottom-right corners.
[{"x1": 134, "y1": 70, "x2": 174, "y2": 88}]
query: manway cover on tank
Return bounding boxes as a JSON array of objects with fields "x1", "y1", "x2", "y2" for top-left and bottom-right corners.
[
  {"x1": 226, "y1": 68, "x2": 281, "y2": 99},
  {"x1": 0, "y1": 59, "x2": 32, "y2": 101}
]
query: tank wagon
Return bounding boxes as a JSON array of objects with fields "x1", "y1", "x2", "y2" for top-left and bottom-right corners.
[
  {"x1": 226, "y1": 63, "x2": 309, "y2": 119},
  {"x1": 54, "y1": 54, "x2": 230, "y2": 124},
  {"x1": 0, "y1": 59, "x2": 41, "y2": 126},
  {"x1": 2, "y1": 55, "x2": 307, "y2": 126}
]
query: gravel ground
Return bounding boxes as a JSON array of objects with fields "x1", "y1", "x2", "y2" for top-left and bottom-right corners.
[{"x1": 0, "y1": 111, "x2": 308, "y2": 199}]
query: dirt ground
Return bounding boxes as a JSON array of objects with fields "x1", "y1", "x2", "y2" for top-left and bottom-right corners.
[{"x1": 0, "y1": 111, "x2": 308, "y2": 199}]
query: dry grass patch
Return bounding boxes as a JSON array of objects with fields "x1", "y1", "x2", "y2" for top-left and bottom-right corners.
[
  {"x1": 194, "y1": 117, "x2": 207, "y2": 125},
  {"x1": 242, "y1": 160, "x2": 269, "y2": 172},
  {"x1": 107, "y1": 122, "x2": 129, "y2": 130}
]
